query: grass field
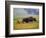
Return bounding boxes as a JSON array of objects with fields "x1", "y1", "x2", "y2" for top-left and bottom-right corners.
[{"x1": 13, "y1": 16, "x2": 39, "y2": 30}]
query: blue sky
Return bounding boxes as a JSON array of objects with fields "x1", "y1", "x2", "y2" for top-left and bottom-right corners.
[
  {"x1": 24, "y1": 8, "x2": 39, "y2": 15},
  {"x1": 13, "y1": 8, "x2": 39, "y2": 17}
]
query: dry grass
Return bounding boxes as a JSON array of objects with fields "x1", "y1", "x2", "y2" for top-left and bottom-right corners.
[{"x1": 14, "y1": 21, "x2": 39, "y2": 30}]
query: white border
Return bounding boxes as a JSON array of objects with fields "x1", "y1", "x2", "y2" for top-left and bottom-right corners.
[{"x1": 10, "y1": 5, "x2": 43, "y2": 35}]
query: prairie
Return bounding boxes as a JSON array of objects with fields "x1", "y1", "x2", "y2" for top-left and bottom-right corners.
[{"x1": 13, "y1": 15, "x2": 39, "y2": 30}]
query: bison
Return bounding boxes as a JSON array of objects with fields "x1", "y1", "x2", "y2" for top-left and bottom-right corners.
[{"x1": 22, "y1": 17, "x2": 37, "y2": 23}]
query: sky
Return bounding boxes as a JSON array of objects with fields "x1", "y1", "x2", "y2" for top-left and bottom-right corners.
[{"x1": 13, "y1": 8, "x2": 39, "y2": 17}]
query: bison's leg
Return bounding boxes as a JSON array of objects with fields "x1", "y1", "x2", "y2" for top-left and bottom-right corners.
[{"x1": 33, "y1": 18, "x2": 36, "y2": 21}]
